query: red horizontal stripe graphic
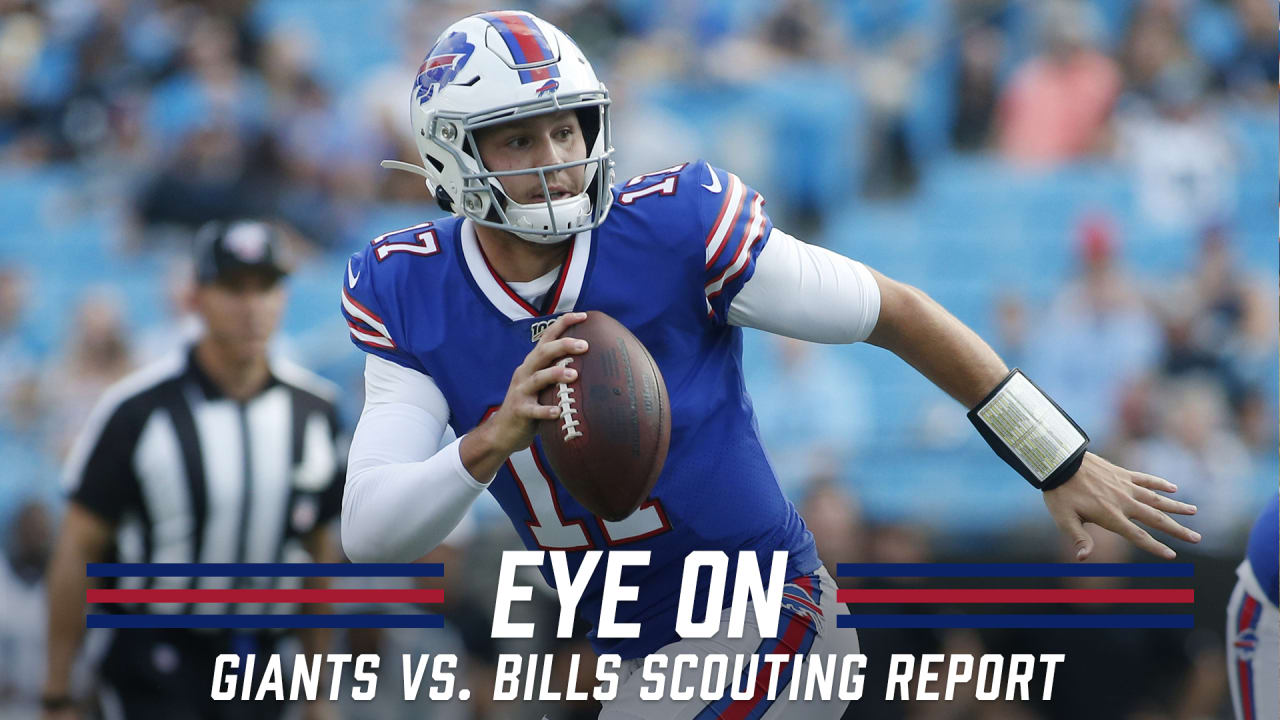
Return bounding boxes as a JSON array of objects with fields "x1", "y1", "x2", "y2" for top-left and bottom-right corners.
[
  {"x1": 88, "y1": 589, "x2": 444, "y2": 604},
  {"x1": 836, "y1": 588, "x2": 1193, "y2": 604}
]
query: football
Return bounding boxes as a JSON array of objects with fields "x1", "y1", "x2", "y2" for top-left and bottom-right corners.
[{"x1": 537, "y1": 311, "x2": 671, "y2": 522}]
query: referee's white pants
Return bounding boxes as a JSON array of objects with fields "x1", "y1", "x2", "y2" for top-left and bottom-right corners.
[
  {"x1": 600, "y1": 566, "x2": 859, "y2": 720},
  {"x1": 1226, "y1": 559, "x2": 1278, "y2": 720}
]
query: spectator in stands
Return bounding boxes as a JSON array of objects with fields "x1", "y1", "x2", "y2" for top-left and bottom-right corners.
[
  {"x1": 997, "y1": 0, "x2": 1120, "y2": 167},
  {"x1": 134, "y1": 12, "x2": 271, "y2": 234},
  {"x1": 1222, "y1": 0, "x2": 1279, "y2": 98},
  {"x1": 844, "y1": 0, "x2": 942, "y2": 196},
  {"x1": 1233, "y1": 387, "x2": 1273, "y2": 456},
  {"x1": 1026, "y1": 215, "x2": 1161, "y2": 446},
  {"x1": 950, "y1": 22, "x2": 1003, "y2": 152},
  {"x1": 799, "y1": 478, "x2": 866, "y2": 575},
  {"x1": 135, "y1": 258, "x2": 200, "y2": 360},
  {"x1": 1130, "y1": 378, "x2": 1252, "y2": 554},
  {"x1": 257, "y1": 25, "x2": 372, "y2": 248},
  {"x1": 1121, "y1": 0, "x2": 1192, "y2": 100},
  {"x1": 992, "y1": 292, "x2": 1029, "y2": 369},
  {"x1": 147, "y1": 12, "x2": 265, "y2": 144},
  {"x1": 1182, "y1": 225, "x2": 1276, "y2": 400},
  {"x1": 134, "y1": 118, "x2": 268, "y2": 231},
  {"x1": 0, "y1": 4, "x2": 50, "y2": 163},
  {"x1": 1116, "y1": 61, "x2": 1236, "y2": 231},
  {"x1": 1105, "y1": 375, "x2": 1159, "y2": 468},
  {"x1": 0, "y1": 266, "x2": 35, "y2": 420},
  {"x1": 43, "y1": 287, "x2": 133, "y2": 459},
  {"x1": 0, "y1": 500, "x2": 53, "y2": 720},
  {"x1": 544, "y1": 0, "x2": 629, "y2": 72},
  {"x1": 746, "y1": 336, "x2": 872, "y2": 493}
]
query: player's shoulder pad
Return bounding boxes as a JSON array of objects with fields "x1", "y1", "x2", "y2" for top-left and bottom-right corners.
[
  {"x1": 340, "y1": 218, "x2": 455, "y2": 358},
  {"x1": 608, "y1": 159, "x2": 713, "y2": 231},
  {"x1": 608, "y1": 160, "x2": 771, "y2": 272},
  {"x1": 612, "y1": 159, "x2": 715, "y2": 202},
  {"x1": 678, "y1": 160, "x2": 771, "y2": 277}
]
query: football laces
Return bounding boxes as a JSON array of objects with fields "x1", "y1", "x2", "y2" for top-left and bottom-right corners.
[{"x1": 554, "y1": 357, "x2": 583, "y2": 441}]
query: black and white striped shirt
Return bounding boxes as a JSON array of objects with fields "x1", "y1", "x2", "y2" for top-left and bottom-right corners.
[{"x1": 63, "y1": 346, "x2": 344, "y2": 616}]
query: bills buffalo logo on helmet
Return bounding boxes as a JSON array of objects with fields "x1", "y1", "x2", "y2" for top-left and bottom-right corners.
[
  {"x1": 415, "y1": 32, "x2": 476, "y2": 103},
  {"x1": 536, "y1": 79, "x2": 559, "y2": 97}
]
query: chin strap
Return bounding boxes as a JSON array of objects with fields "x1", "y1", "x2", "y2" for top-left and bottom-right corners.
[{"x1": 379, "y1": 160, "x2": 433, "y2": 180}]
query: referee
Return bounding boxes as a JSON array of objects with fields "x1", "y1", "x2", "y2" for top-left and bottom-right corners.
[{"x1": 42, "y1": 221, "x2": 344, "y2": 720}]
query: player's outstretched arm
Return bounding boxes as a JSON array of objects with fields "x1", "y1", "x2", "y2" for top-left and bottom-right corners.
[{"x1": 863, "y1": 268, "x2": 1200, "y2": 560}]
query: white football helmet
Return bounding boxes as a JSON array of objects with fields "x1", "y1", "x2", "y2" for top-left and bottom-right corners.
[{"x1": 383, "y1": 11, "x2": 615, "y2": 244}]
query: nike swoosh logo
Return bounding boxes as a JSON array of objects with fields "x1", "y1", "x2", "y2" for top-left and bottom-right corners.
[
  {"x1": 701, "y1": 165, "x2": 721, "y2": 193},
  {"x1": 347, "y1": 259, "x2": 361, "y2": 288}
]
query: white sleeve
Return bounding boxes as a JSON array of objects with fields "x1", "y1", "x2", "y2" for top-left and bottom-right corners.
[
  {"x1": 341, "y1": 355, "x2": 494, "y2": 563},
  {"x1": 727, "y1": 228, "x2": 882, "y2": 343}
]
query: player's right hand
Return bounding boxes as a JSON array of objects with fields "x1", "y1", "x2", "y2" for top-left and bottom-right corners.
[
  {"x1": 1043, "y1": 452, "x2": 1199, "y2": 560},
  {"x1": 482, "y1": 311, "x2": 590, "y2": 458}
]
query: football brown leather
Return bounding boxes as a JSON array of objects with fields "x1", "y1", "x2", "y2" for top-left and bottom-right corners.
[{"x1": 537, "y1": 311, "x2": 670, "y2": 522}]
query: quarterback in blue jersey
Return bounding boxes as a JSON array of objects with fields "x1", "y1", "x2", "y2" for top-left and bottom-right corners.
[{"x1": 340, "y1": 10, "x2": 1201, "y2": 718}]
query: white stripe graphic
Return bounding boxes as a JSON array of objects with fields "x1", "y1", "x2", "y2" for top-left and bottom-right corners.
[
  {"x1": 349, "y1": 325, "x2": 395, "y2": 349},
  {"x1": 704, "y1": 174, "x2": 745, "y2": 268},
  {"x1": 341, "y1": 288, "x2": 393, "y2": 342},
  {"x1": 705, "y1": 193, "x2": 766, "y2": 298}
]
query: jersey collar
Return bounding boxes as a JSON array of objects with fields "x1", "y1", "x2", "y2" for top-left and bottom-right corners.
[
  {"x1": 459, "y1": 218, "x2": 591, "y2": 322},
  {"x1": 184, "y1": 344, "x2": 281, "y2": 402}
]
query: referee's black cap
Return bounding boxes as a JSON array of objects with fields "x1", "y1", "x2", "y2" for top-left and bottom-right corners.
[{"x1": 194, "y1": 220, "x2": 290, "y2": 286}]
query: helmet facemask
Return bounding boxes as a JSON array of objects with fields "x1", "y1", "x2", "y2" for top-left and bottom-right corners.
[{"x1": 424, "y1": 90, "x2": 614, "y2": 244}]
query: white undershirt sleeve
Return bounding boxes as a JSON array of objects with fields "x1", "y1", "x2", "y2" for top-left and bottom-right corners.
[
  {"x1": 341, "y1": 354, "x2": 493, "y2": 563},
  {"x1": 727, "y1": 228, "x2": 882, "y2": 343}
]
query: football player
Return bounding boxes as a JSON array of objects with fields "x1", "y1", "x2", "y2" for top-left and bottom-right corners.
[
  {"x1": 339, "y1": 11, "x2": 1200, "y2": 718},
  {"x1": 1227, "y1": 494, "x2": 1278, "y2": 720}
]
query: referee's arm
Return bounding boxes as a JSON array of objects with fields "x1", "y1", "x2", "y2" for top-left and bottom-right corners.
[
  {"x1": 44, "y1": 399, "x2": 139, "y2": 710},
  {"x1": 44, "y1": 505, "x2": 112, "y2": 705}
]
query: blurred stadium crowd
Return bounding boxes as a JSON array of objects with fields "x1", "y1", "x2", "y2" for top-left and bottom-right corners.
[{"x1": 0, "y1": 0, "x2": 1274, "y2": 718}]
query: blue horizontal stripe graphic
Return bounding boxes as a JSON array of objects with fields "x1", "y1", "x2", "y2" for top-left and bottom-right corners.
[
  {"x1": 837, "y1": 614, "x2": 1194, "y2": 629},
  {"x1": 87, "y1": 563, "x2": 444, "y2": 578},
  {"x1": 87, "y1": 614, "x2": 445, "y2": 629},
  {"x1": 836, "y1": 563, "x2": 1193, "y2": 578}
]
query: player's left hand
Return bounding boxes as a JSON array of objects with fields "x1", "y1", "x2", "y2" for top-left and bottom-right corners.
[{"x1": 1042, "y1": 452, "x2": 1200, "y2": 560}]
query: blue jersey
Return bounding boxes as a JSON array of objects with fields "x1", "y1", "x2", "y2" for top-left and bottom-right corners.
[
  {"x1": 1245, "y1": 494, "x2": 1279, "y2": 606},
  {"x1": 341, "y1": 160, "x2": 820, "y2": 657}
]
